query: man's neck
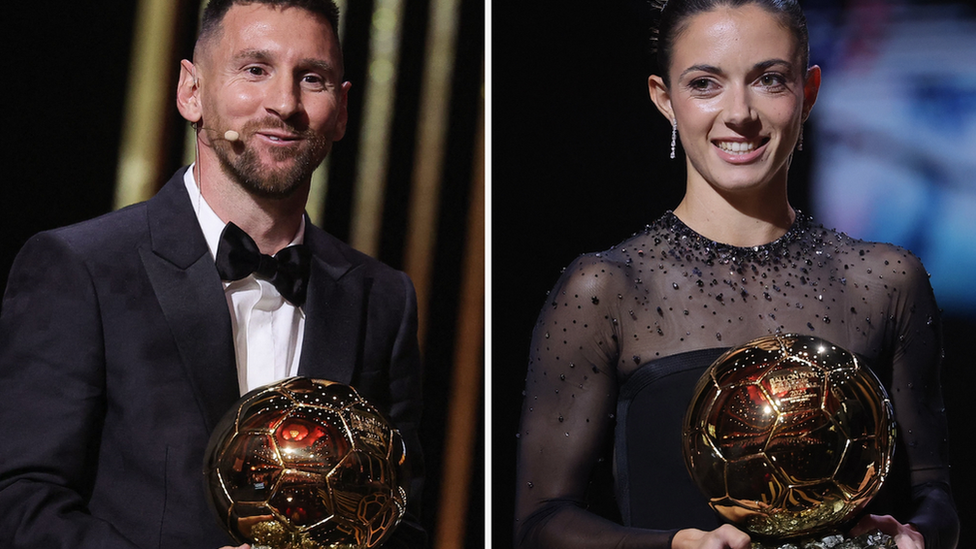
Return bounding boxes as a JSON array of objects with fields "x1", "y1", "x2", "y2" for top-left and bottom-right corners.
[{"x1": 193, "y1": 161, "x2": 308, "y2": 255}]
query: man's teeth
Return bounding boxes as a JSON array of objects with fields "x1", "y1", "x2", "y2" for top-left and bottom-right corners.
[{"x1": 717, "y1": 141, "x2": 758, "y2": 153}]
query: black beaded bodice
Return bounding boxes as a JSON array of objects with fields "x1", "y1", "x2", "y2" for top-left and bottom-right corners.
[{"x1": 514, "y1": 212, "x2": 952, "y2": 549}]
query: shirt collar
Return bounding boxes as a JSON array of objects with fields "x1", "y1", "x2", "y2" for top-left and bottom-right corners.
[{"x1": 183, "y1": 163, "x2": 306, "y2": 261}]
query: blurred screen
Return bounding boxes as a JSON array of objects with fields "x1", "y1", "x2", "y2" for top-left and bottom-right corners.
[{"x1": 807, "y1": 0, "x2": 976, "y2": 315}]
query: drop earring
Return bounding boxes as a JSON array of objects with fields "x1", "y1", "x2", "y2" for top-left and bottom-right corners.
[
  {"x1": 797, "y1": 124, "x2": 804, "y2": 151},
  {"x1": 670, "y1": 118, "x2": 677, "y2": 159}
]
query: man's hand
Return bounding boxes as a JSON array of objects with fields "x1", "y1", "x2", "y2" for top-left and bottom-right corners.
[
  {"x1": 850, "y1": 514, "x2": 924, "y2": 549},
  {"x1": 672, "y1": 524, "x2": 751, "y2": 549}
]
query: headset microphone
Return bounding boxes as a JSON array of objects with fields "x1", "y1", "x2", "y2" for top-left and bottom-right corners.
[{"x1": 196, "y1": 124, "x2": 241, "y2": 143}]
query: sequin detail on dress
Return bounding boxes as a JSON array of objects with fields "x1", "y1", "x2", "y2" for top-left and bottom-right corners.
[{"x1": 514, "y1": 212, "x2": 954, "y2": 549}]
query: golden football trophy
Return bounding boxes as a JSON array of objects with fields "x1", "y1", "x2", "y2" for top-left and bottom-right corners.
[
  {"x1": 682, "y1": 334, "x2": 897, "y2": 549},
  {"x1": 204, "y1": 377, "x2": 407, "y2": 549}
]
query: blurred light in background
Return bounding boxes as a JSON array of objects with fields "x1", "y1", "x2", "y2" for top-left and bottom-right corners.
[{"x1": 808, "y1": 0, "x2": 976, "y2": 315}]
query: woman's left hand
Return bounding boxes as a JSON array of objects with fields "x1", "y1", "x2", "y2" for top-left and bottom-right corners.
[{"x1": 849, "y1": 514, "x2": 924, "y2": 549}]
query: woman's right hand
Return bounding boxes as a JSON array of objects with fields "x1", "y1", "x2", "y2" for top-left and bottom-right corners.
[{"x1": 672, "y1": 524, "x2": 751, "y2": 549}]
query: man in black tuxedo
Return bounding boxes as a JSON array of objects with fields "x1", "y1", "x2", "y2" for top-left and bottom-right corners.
[{"x1": 0, "y1": 1, "x2": 424, "y2": 548}]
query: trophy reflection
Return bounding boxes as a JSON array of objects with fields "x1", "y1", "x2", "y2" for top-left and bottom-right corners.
[
  {"x1": 204, "y1": 377, "x2": 407, "y2": 549},
  {"x1": 682, "y1": 335, "x2": 896, "y2": 548}
]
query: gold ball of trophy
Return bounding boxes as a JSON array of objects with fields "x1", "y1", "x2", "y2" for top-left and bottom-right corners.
[
  {"x1": 204, "y1": 377, "x2": 407, "y2": 549},
  {"x1": 682, "y1": 334, "x2": 895, "y2": 543}
]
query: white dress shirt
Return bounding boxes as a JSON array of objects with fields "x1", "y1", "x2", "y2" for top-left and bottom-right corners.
[{"x1": 184, "y1": 166, "x2": 305, "y2": 395}]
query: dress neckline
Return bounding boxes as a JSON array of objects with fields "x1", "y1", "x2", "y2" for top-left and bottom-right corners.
[{"x1": 651, "y1": 210, "x2": 811, "y2": 266}]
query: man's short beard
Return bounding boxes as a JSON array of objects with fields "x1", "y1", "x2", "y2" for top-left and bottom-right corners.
[{"x1": 213, "y1": 121, "x2": 329, "y2": 199}]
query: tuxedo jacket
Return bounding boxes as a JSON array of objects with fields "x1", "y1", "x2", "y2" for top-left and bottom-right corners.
[{"x1": 0, "y1": 168, "x2": 425, "y2": 549}]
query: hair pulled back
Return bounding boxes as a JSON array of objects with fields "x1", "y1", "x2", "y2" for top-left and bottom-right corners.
[{"x1": 652, "y1": 0, "x2": 809, "y2": 85}]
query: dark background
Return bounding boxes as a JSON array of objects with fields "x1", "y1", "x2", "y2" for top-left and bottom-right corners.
[{"x1": 490, "y1": 1, "x2": 975, "y2": 547}]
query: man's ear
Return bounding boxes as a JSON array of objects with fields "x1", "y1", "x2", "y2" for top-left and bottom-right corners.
[
  {"x1": 176, "y1": 59, "x2": 202, "y2": 124},
  {"x1": 648, "y1": 74, "x2": 675, "y2": 122},
  {"x1": 332, "y1": 81, "x2": 352, "y2": 141}
]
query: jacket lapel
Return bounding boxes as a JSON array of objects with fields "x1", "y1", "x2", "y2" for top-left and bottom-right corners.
[
  {"x1": 298, "y1": 224, "x2": 364, "y2": 385},
  {"x1": 140, "y1": 169, "x2": 240, "y2": 433}
]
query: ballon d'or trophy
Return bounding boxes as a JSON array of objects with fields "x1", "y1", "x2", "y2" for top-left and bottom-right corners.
[
  {"x1": 682, "y1": 334, "x2": 897, "y2": 549},
  {"x1": 204, "y1": 377, "x2": 407, "y2": 549}
]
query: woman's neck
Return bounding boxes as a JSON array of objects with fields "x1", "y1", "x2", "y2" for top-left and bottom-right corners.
[{"x1": 673, "y1": 181, "x2": 795, "y2": 248}]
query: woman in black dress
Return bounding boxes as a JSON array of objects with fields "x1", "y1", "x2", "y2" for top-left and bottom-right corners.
[{"x1": 513, "y1": 1, "x2": 959, "y2": 548}]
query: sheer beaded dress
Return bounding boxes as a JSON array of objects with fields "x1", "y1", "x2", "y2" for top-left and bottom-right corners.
[{"x1": 515, "y1": 212, "x2": 958, "y2": 549}]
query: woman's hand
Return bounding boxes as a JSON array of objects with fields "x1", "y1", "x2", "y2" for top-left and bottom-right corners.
[
  {"x1": 850, "y1": 514, "x2": 924, "y2": 549},
  {"x1": 218, "y1": 545, "x2": 250, "y2": 549},
  {"x1": 672, "y1": 524, "x2": 751, "y2": 549}
]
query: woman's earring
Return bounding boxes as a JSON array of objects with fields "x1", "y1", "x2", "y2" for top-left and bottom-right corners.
[
  {"x1": 797, "y1": 124, "x2": 804, "y2": 151},
  {"x1": 670, "y1": 118, "x2": 677, "y2": 159}
]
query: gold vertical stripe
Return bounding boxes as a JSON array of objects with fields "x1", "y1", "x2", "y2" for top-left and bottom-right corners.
[
  {"x1": 115, "y1": 0, "x2": 181, "y2": 209},
  {"x1": 349, "y1": 0, "x2": 405, "y2": 256},
  {"x1": 306, "y1": 0, "x2": 347, "y2": 226},
  {"x1": 403, "y1": 0, "x2": 461, "y2": 342},
  {"x1": 434, "y1": 67, "x2": 484, "y2": 549}
]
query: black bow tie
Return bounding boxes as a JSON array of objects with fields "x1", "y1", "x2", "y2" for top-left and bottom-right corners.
[{"x1": 215, "y1": 222, "x2": 311, "y2": 306}]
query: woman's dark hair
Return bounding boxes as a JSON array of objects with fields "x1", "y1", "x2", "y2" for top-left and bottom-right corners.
[{"x1": 652, "y1": 0, "x2": 809, "y2": 85}]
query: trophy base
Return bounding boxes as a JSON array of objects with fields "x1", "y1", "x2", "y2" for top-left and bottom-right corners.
[
  {"x1": 250, "y1": 520, "x2": 365, "y2": 549},
  {"x1": 252, "y1": 544, "x2": 364, "y2": 549},
  {"x1": 751, "y1": 529, "x2": 895, "y2": 549}
]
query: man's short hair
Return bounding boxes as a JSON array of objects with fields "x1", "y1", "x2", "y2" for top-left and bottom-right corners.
[{"x1": 196, "y1": 0, "x2": 342, "y2": 62}]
